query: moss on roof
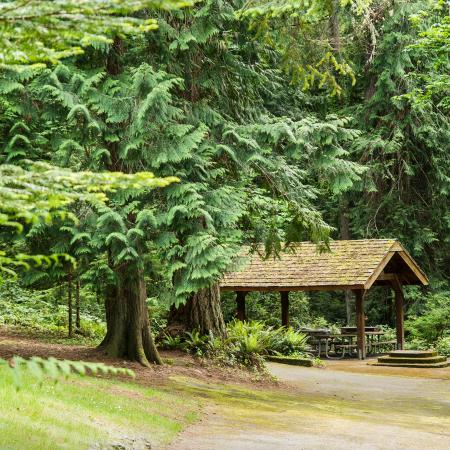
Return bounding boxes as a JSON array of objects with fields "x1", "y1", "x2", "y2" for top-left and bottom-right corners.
[{"x1": 220, "y1": 239, "x2": 426, "y2": 291}]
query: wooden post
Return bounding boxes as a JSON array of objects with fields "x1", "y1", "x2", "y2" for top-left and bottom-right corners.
[
  {"x1": 236, "y1": 291, "x2": 247, "y2": 322},
  {"x1": 353, "y1": 289, "x2": 366, "y2": 359},
  {"x1": 344, "y1": 290, "x2": 352, "y2": 326},
  {"x1": 281, "y1": 291, "x2": 289, "y2": 328},
  {"x1": 391, "y1": 276, "x2": 405, "y2": 350}
]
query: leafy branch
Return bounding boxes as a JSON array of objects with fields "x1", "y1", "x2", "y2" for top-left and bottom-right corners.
[
  {"x1": 0, "y1": 0, "x2": 194, "y2": 65},
  {"x1": 0, "y1": 161, "x2": 178, "y2": 278},
  {"x1": 0, "y1": 356, "x2": 135, "y2": 388}
]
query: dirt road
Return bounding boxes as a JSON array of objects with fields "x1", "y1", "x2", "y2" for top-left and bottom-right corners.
[{"x1": 170, "y1": 360, "x2": 450, "y2": 450}]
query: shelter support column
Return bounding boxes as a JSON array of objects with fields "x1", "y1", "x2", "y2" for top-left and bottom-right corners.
[
  {"x1": 236, "y1": 291, "x2": 247, "y2": 322},
  {"x1": 353, "y1": 289, "x2": 366, "y2": 359},
  {"x1": 391, "y1": 276, "x2": 405, "y2": 350},
  {"x1": 281, "y1": 291, "x2": 289, "y2": 327}
]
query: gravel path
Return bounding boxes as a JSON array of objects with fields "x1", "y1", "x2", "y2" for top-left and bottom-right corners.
[{"x1": 170, "y1": 361, "x2": 450, "y2": 450}]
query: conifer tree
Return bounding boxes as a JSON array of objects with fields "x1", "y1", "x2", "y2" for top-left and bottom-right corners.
[
  {"x1": 342, "y1": 0, "x2": 450, "y2": 277},
  {"x1": 1, "y1": 0, "x2": 365, "y2": 361}
]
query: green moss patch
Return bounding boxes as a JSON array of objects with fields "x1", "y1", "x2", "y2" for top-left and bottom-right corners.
[{"x1": 266, "y1": 355, "x2": 314, "y2": 366}]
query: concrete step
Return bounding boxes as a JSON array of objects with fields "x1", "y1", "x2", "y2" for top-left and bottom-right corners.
[
  {"x1": 378, "y1": 355, "x2": 447, "y2": 364},
  {"x1": 388, "y1": 350, "x2": 437, "y2": 358},
  {"x1": 372, "y1": 361, "x2": 448, "y2": 368}
]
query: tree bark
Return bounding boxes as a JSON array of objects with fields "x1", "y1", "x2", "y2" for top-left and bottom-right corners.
[
  {"x1": 98, "y1": 264, "x2": 162, "y2": 366},
  {"x1": 75, "y1": 275, "x2": 81, "y2": 330},
  {"x1": 166, "y1": 283, "x2": 226, "y2": 338},
  {"x1": 67, "y1": 270, "x2": 73, "y2": 338},
  {"x1": 339, "y1": 197, "x2": 352, "y2": 326},
  {"x1": 329, "y1": 0, "x2": 341, "y2": 54}
]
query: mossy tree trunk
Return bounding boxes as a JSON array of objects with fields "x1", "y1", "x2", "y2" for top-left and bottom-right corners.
[
  {"x1": 98, "y1": 263, "x2": 162, "y2": 366},
  {"x1": 166, "y1": 283, "x2": 226, "y2": 338}
]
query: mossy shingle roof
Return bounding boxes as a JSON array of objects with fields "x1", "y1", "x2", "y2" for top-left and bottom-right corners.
[{"x1": 220, "y1": 239, "x2": 428, "y2": 291}]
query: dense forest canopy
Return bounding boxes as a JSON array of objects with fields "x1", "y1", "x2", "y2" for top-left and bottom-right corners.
[{"x1": 0, "y1": 0, "x2": 448, "y2": 364}]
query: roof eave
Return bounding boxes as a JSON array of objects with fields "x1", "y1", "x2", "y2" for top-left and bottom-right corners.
[{"x1": 220, "y1": 284, "x2": 366, "y2": 292}]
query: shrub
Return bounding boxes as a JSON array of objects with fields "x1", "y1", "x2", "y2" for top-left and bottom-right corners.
[
  {"x1": 225, "y1": 321, "x2": 311, "y2": 368},
  {"x1": 215, "y1": 321, "x2": 312, "y2": 369},
  {"x1": 227, "y1": 320, "x2": 272, "y2": 354},
  {"x1": 405, "y1": 291, "x2": 450, "y2": 345},
  {"x1": 184, "y1": 330, "x2": 210, "y2": 356},
  {"x1": 267, "y1": 327, "x2": 309, "y2": 356},
  {"x1": 376, "y1": 325, "x2": 396, "y2": 341},
  {"x1": 436, "y1": 336, "x2": 450, "y2": 357},
  {"x1": 159, "y1": 321, "x2": 311, "y2": 370},
  {"x1": 147, "y1": 297, "x2": 169, "y2": 336}
]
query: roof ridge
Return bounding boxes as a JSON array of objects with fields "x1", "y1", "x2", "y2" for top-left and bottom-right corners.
[{"x1": 242, "y1": 239, "x2": 398, "y2": 248}]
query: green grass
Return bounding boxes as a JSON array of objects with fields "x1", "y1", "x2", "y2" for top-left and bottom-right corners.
[{"x1": 0, "y1": 368, "x2": 199, "y2": 449}]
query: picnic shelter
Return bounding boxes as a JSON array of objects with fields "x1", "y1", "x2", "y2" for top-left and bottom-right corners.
[{"x1": 220, "y1": 239, "x2": 429, "y2": 359}]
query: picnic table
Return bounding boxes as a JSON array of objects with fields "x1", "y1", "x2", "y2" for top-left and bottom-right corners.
[{"x1": 307, "y1": 331, "x2": 396, "y2": 359}]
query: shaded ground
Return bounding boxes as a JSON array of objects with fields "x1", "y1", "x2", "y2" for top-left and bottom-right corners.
[
  {"x1": 170, "y1": 361, "x2": 450, "y2": 450},
  {"x1": 0, "y1": 327, "x2": 269, "y2": 387}
]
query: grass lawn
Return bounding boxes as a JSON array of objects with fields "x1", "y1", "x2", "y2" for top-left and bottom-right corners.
[{"x1": 0, "y1": 367, "x2": 199, "y2": 449}]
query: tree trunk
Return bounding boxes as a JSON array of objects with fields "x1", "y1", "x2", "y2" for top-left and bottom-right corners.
[
  {"x1": 98, "y1": 264, "x2": 162, "y2": 366},
  {"x1": 99, "y1": 37, "x2": 161, "y2": 366},
  {"x1": 67, "y1": 270, "x2": 73, "y2": 338},
  {"x1": 166, "y1": 283, "x2": 226, "y2": 338},
  {"x1": 339, "y1": 197, "x2": 352, "y2": 326},
  {"x1": 75, "y1": 276, "x2": 81, "y2": 330},
  {"x1": 329, "y1": 0, "x2": 341, "y2": 54}
]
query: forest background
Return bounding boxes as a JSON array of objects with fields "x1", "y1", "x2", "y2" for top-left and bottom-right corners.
[{"x1": 0, "y1": 0, "x2": 448, "y2": 363}]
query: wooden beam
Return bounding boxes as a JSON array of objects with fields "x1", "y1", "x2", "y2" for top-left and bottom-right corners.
[
  {"x1": 363, "y1": 251, "x2": 396, "y2": 290},
  {"x1": 396, "y1": 251, "x2": 429, "y2": 285},
  {"x1": 353, "y1": 289, "x2": 366, "y2": 359},
  {"x1": 363, "y1": 241, "x2": 428, "y2": 289},
  {"x1": 391, "y1": 276, "x2": 405, "y2": 350},
  {"x1": 377, "y1": 273, "x2": 396, "y2": 281},
  {"x1": 221, "y1": 284, "x2": 366, "y2": 292},
  {"x1": 236, "y1": 291, "x2": 247, "y2": 322},
  {"x1": 281, "y1": 291, "x2": 289, "y2": 327}
]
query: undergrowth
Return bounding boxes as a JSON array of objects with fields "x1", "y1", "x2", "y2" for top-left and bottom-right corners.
[
  {"x1": 0, "y1": 281, "x2": 105, "y2": 344},
  {"x1": 161, "y1": 320, "x2": 313, "y2": 372}
]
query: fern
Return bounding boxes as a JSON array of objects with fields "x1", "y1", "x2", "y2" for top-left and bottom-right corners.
[{"x1": 0, "y1": 356, "x2": 134, "y2": 388}]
